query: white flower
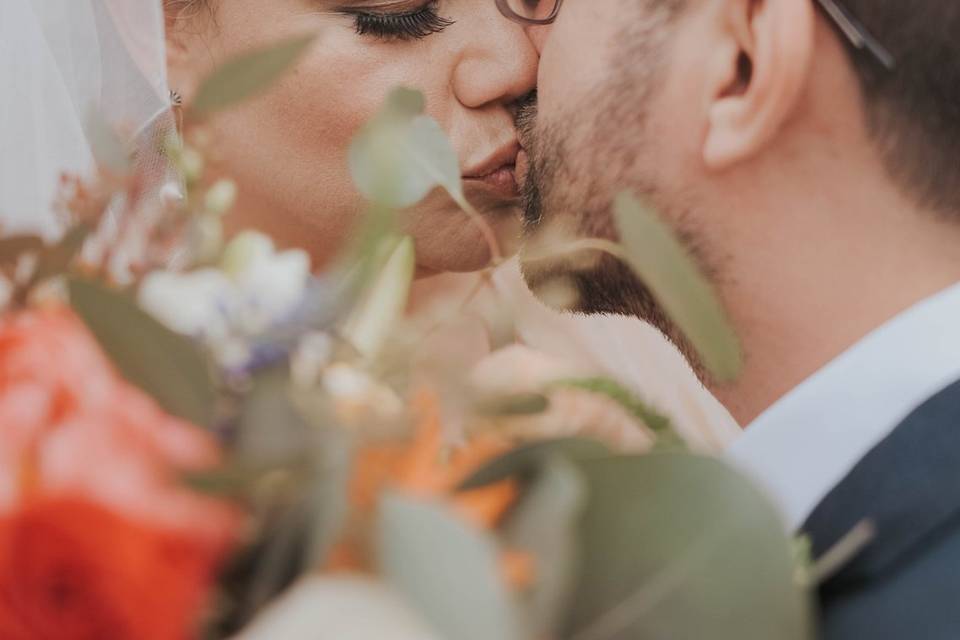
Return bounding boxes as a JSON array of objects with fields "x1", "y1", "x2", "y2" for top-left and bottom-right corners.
[
  {"x1": 291, "y1": 332, "x2": 335, "y2": 388},
  {"x1": 138, "y1": 231, "x2": 311, "y2": 366},
  {"x1": 321, "y1": 362, "x2": 405, "y2": 425},
  {"x1": 234, "y1": 576, "x2": 440, "y2": 640},
  {"x1": 138, "y1": 269, "x2": 237, "y2": 342},
  {"x1": 204, "y1": 179, "x2": 238, "y2": 216},
  {"x1": 179, "y1": 147, "x2": 205, "y2": 184},
  {"x1": 222, "y1": 231, "x2": 310, "y2": 333}
]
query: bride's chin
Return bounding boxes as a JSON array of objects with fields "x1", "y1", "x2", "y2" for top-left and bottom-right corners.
[{"x1": 404, "y1": 197, "x2": 522, "y2": 275}]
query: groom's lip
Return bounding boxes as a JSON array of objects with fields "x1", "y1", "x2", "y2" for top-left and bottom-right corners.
[{"x1": 515, "y1": 148, "x2": 530, "y2": 189}]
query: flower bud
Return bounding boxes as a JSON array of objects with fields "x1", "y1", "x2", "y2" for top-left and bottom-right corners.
[
  {"x1": 221, "y1": 231, "x2": 273, "y2": 279},
  {"x1": 180, "y1": 148, "x2": 205, "y2": 184},
  {"x1": 204, "y1": 179, "x2": 238, "y2": 217}
]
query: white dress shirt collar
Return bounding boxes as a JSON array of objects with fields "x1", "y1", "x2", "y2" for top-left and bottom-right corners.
[{"x1": 726, "y1": 281, "x2": 960, "y2": 530}]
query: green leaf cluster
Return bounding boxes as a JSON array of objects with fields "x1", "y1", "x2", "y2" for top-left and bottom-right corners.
[
  {"x1": 447, "y1": 439, "x2": 816, "y2": 640},
  {"x1": 68, "y1": 278, "x2": 217, "y2": 427},
  {"x1": 614, "y1": 192, "x2": 742, "y2": 382},
  {"x1": 349, "y1": 87, "x2": 463, "y2": 210}
]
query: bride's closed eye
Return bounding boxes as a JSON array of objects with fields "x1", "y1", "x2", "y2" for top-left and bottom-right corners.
[{"x1": 341, "y1": 1, "x2": 454, "y2": 41}]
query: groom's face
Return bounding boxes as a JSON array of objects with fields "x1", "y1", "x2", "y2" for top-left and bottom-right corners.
[{"x1": 519, "y1": 0, "x2": 717, "y2": 348}]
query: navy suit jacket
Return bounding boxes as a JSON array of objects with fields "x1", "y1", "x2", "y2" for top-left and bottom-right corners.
[{"x1": 802, "y1": 378, "x2": 960, "y2": 639}]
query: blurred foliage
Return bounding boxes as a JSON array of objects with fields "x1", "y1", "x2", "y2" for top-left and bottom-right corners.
[
  {"x1": 1, "y1": 36, "x2": 817, "y2": 640},
  {"x1": 68, "y1": 278, "x2": 217, "y2": 427},
  {"x1": 614, "y1": 192, "x2": 742, "y2": 382},
  {"x1": 191, "y1": 34, "x2": 317, "y2": 117},
  {"x1": 466, "y1": 442, "x2": 814, "y2": 640},
  {"x1": 349, "y1": 87, "x2": 463, "y2": 210}
]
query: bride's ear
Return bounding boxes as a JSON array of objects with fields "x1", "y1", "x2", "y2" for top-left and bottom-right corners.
[
  {"x1": 701, "y1": 0, "x2": 815, "y2": 170},
  {"x1": 164, "y1": 4, "x2": 205, "y2": 103}
]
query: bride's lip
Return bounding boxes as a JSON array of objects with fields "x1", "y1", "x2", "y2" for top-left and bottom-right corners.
[{"x1": 463, "y1": 141, "x2": 521, "y2": 199}]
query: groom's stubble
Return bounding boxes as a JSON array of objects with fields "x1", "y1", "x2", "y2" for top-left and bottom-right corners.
[{"x1": 518, "y1": 1, "x2": 722, "y2": 375}]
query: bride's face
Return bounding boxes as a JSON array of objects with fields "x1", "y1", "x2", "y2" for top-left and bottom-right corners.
[{"x1": 166, "y1": 0, "x2": 537, "y2": 273}]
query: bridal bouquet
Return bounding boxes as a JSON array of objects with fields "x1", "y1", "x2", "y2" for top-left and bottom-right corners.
[{"x1": 0, "y1": 37, "x2": 814, "y2": 640}]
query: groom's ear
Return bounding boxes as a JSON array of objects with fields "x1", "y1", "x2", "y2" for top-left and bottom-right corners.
[{"x1": 700, "y1": 0, "x2": 815, "y2": 170}]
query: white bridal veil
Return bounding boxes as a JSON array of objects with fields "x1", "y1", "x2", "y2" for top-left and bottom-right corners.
[{"x1": 0, "y1": 0, "x2": 172, "y2": 237}]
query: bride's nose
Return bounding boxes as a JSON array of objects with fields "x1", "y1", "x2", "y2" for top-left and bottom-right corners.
[{"x1": 451, "y1": 8, "x2": 538, "y2": 109}]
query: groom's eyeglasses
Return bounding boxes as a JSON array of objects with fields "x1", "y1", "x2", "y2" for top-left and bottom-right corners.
[
  {"x1": 495, "y1": 0, "x2": 564, "y2": 25},
  {"x1": 495, "y1": 0, "x2": 895, "y2": 70}
]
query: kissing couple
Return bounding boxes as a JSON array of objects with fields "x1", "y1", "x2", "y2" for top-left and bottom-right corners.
[{"x1": 5, "y1": 0, "x2": 960, "y2": 638}]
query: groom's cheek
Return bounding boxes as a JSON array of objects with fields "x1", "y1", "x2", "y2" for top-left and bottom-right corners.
[{"x1": 535, "y1": 3, "x2": 620, "y2": 111}]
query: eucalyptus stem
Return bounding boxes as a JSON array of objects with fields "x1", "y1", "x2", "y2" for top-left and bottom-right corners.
[
  {"x1": 451, "y1": 192, "x2": 504, "y2": 267},
  {"x1": 521, "y1": 237, "x2": 626, "y2": 265}
]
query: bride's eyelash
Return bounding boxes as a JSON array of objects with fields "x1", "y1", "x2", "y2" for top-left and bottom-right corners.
[{"x1": 347, "y1": 2, "x2": 454, "y2": 41}]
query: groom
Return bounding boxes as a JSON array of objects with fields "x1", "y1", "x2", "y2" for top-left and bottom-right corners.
[{"x1": 501, "y1": 0, "x2": 960, "y2": 637}]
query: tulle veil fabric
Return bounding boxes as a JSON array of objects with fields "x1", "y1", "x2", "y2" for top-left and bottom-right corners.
[{"x1": 0, "y1": 0, "x2": 172, "y2": 238}]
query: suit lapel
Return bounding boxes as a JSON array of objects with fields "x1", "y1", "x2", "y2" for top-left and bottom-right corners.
[{"x1": 802, "y1": 377, "x2": 960, "y2": 590}]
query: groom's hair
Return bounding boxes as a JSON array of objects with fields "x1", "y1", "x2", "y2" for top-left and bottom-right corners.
[
  {"x1": 840, "y1": 2, "x2": 960, "y2": 216},
  {"x1": 657, "y1": 1, "x2": 960, "y2": 215}
]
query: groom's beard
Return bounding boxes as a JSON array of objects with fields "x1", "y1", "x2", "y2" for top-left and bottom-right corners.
[
  {"x1": 519, "y1": 114, "x2": 675, "y2": 326},
  {"x1": 518, "y1": 105, "x2": 712, "y2": 379},
  {"x1": 515, "y1": 31, "x2": 719, "y2": 378}
]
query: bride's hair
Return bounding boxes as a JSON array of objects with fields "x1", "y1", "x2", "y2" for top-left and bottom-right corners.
[
  {"x1": 164, "y1": 0, "x2": 206, "y2": 10},
  {"x1": 164, "y1": 0, "x2": 213, "y2": 24}
]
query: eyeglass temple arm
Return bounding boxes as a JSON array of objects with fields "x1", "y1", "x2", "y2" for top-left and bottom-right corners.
[{"x1": 815, "y1": 0, "x2": 896, "y2": 70}]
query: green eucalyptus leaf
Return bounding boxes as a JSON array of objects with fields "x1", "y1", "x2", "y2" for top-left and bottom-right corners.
[
  {"x1": 68, "y1": 278, "x2": 216, "y2": 427},
  {"x1": 192, "y1": 34, "x2": 316, "y2": 116},
  {"x1": 340, "y1": 235, "x2": 415, "y2": 359},
  {"x1": 302, "y1": 427, "x2": 353, "y2": 570},
  {"x1": 384, "y1": 86, "x2": 426, "y2": 120},
  {"x1": 614, "y1": 192, "x2": 742, "y2": 382},
  {"x1": 475, "y1": 392, "x2": 550, "y2": 418},
  {"x1": 460, "y1": 437, "x2": 611, "y2": 491},
  {"x1": 565, "y1": 453, "x2": 814, "y2": 640},
  {"x1": 349, "y1": 87, "x2": 462, "y2": 209},
  {"x1": 378, "y1": 493, "x2": 523, "y2": 640},
  {"x1": 553, "y1": 377, "x2": 673, "y2": 436},
  {"x1": 504, "y1": 455, "x2": 586, "y2": 637},
  {"x1": 408, "y1": 114, "x2": 463, "y2": 198},
  {"x1": 236, "y1": 365, "x2": 313, "y2": 464}
]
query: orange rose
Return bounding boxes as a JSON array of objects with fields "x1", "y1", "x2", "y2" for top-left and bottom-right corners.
[
  {"x1": 0, "y1": 307, "x2": 240, "y2": 639},
  {"x1": 0, "y1": 498, "x2": 225, "y2": 640},
  {"x1": 328, "y1": 390, "x2": 532, "y2": 587}
]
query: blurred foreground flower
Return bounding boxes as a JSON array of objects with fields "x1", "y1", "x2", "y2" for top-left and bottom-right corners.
[
  {"x1": 235, "y1": 576, "x2": 439, "y2": 640},
  {"x1": 328, "y1": 389, "x2": 530, "y2": 585},
  {"x1": 139, "y1": 231, "x2": 310, "y2": 367},
  {"x1": 470, "y1": 345, "x2": 657, "y2": 451},
  {"x1": 0, "y1": 307, "x2": 239, "y2": 640}
]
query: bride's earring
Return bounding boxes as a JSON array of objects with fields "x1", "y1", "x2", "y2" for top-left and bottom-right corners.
[{"x1": 169, "y1": 89, "x2": 184, "y2": 132}]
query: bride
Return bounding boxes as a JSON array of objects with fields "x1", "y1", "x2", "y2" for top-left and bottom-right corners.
[
  {"x1": 164, "y1": 0, "x2": 534, "y2": 274},
  {"x1": 1, "y1": 0, "x2": 737, "y2": 450}
]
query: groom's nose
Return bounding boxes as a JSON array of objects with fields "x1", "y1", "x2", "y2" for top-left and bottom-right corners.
[{"x1": 525, "y1": 24, "x2": 551, "y2": 55}]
